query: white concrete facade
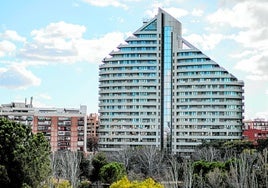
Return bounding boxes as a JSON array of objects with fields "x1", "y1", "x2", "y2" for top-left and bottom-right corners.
[{"x1": 98, "y1": 8, "x2": 244, "y2": 155}]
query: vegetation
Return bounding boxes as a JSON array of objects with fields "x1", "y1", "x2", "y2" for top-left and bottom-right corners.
[
  {"x1": 87, "y1": 136, "x2": 98, "y2": 153},
  {"x1": 2, "y1": 116, "x2": 268, "y2": 187},
  {"x1": 51, "y1": 178, "x2": 72, "y2": 188},
  {"x1": 100, "y1": 162, "x2": 126, "y2": 184},
  {"x1": 0, "y1": 118, "x2": 51, "y2": 187},
  {"x1": 90, "y1": 152, "x2": 108, "y2": 184},
  {"x1": 51, "y1": 151, "x2": 82, "y2": 188},
  {"x1": 79, "y1": 154, "x2": 92, "y2": 181},
  {"x1": 110, "y1": 176, "x2": 164, "y2": 188},
  {"x1": 106, "y1": 141, "x2": 268, "y2": 188}
]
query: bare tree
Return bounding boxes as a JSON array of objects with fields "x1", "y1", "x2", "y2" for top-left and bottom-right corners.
[
  {"x1": 206, "y1": 168, "x2": 226, "y2": 188},
  {"x1": 51, "y1": 151, "x2": 82, "y2": 188},
  {"x1": 50, "y1": 152, "x2": 61, "y2": 187},
  {"x1": 183, "y1": 160, "x2": 194, "y2": 188},
  {"x1": 193, "y1": 170, "x2": 206, "y2": 188},
  {"x1": 226, "y1": 152, "x2": 257, "y2": 188},
  {"x1": 135, "y1": 146, "x2": 164, "y2": 180},
  {"x1": 107, "y1": 147, "x2": 135, "y2": 172},
  {"x1": 256, "y1": 148, "x2": 268, "y2": 188},
  {"x1": 192, "y1": 146, "x2": 221, "y2": 162},
  {"x1": 163, "y1": 155, "x2": 183, "y2": 188},
  {"x1": 221, "y1": 147, "x2": 238, "y2": 161}
]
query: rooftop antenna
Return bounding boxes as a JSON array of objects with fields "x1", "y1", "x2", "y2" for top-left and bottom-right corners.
[
  {"x1": 30, "y1": 96, "x2": 33, "y2": 108},
  {"x1": 142, "y1": 17, "x2": 150, "y2": 24}
]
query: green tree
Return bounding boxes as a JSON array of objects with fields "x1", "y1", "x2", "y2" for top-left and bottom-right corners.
[
  {"x1": 193, "y1": 160, "x2": 226, "y2": 175},
  {"x1": 90, "y1": 152, "x2": 108, "y2": 183},
  {"x1": 257, "y1": 138, "x2": 268, "y2": 151},
  {"x1": 79, "y1": 155, "x2": 92, "y2": 180},
  {"x1": 0, "y1": 118, "x2": 51, "y2": 187},
  {"x1": 24, "y1": 133, "x2": 51, "y2": 187},
  {"x1": 223, "y1": 140, "x2": 254, "y2": 155},
  {"x1": 0, "y1": 165, "x2": 9, "y2": 186},
  {"x1": 100, "y1": 162, "x2": 126, "y2": 184}
]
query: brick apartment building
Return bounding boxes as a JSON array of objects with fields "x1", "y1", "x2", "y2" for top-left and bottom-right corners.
[
  {"x1": 0, "y1": 101, "x2": 88, "y2": 152},
  {"x1": 87, "y1": 113, "x2": 99, "y2": 152},
  {"x1": 243, "y1": 119, "x2": 268, "y2": 144},
  {"x1": 87, "y1": 113, "x2": 99, "y2": 137}
]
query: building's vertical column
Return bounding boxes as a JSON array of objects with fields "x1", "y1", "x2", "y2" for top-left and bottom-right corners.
[
  {"x1": 32, "y1": 116, "x2": 38, "y2": 134},
  {"x1": 71, "y1": 117, "x2": 78, "y2": 151},
  {"x1": 83, "y1": 115, "x2": 87, "y2": 153},
  {"x1": 51, "y1": 117, "x2": 58, "y2": 152},
  {"x1": 160, "y1": 13, "x2": 165, "y2": 151},
  {"x1": 77, "y1": 116, "x2": 85, "y2": 152},
  {"x1": 161, "y1": 15, "x2": 173, "y2": 152}
]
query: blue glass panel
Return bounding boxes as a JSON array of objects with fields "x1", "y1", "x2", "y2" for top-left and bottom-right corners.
[
  {"x1": 163, "y1": 26, "x2": 172, "y2": 129},
  {"x1": 141, "y1": 20, "x2": 157, "y2": 31}
]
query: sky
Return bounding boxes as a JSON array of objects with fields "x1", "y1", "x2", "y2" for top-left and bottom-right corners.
[{"x1": 0, "y1": 0, "x2": 267, "y2": 120}]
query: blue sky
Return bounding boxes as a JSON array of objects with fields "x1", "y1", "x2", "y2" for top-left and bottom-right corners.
[{"x1": 0, "y1": 0, "x2": 267, "y2": 120}]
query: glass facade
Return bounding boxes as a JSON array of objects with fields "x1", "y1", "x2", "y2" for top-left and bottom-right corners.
[
  {"x1": 98, "y1": 8, "x2": 244, "y2": 155},
  {"x1": 162, "y1": 26, "x2": 172, "y2": 151}
]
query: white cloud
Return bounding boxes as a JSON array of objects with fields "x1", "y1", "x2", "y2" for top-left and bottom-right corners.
[
  {"x1": 0, "y1": 30, "x2": 26, "y2": 42},
  {"x1": 207, "y1": 1, "x2": 268, "y2": 28},
  {"x1": 234, "y1": 53, "x2": 268, "y2": 81},
  {"x1": 144, "y1": 3, "x2": 163, "y2": 18},
  {"x1": 255, "y1": 111, "x2": 268, "y2": 120},
  {"x1": 18, "y1": 22, "x2": 126, "y2": 64},
  {"x1": 32, "y1": 100, "x2": 53, "y2": 108},
  {"x1": 230, "y1": 28, "x2": 268, "y2": 50},
  {"x1": 207, "y1": 1, "x2": 268, "y2": 50},
  {"x1": 37, "y1": 93, "x2": 52, "y2": 100},
  {"x1": 184, "y1": 33, "x2": 224, "y2": 50},
  {"x1": 82, "y1": 0, "x2": 128, "y2": 9},
  {"x1": 207, "y1": 0, "x2": 268, "y2": 51},
  {"x1": 31, "y1": 21, "x2": 86, "y2": 41},
  {"x1": 246, "y1": 75, "x2": 268, "y2": 81},
  {"x1": 164, "y1": 7, "x2": 189, "y2": 19},
  {"x1": 0, "y1": 64, "x2": 41, "y2": 89},
  {"x1": 18, "y1": 22, "x2": 86, "y2": 63},
  {"x1": 207, "y1": 1, "x2": 268, "y2": 83},
  {"x1": 191, "y1": 8, "x2": 204, "y2": 17},
  {"x1": 0, "y1": 22, "x2": 126, "y2": 92},
  {"x1": 0, "y1": 40, "x2": 16, "y2": 57},
  {"x1": 18, "y1": 22, "x2": 82, "y2": 62},
  {"x1": 76, "y1": 32, "x2": 126, "y2": 63},
  {"x1": 230, "y1": 50, "x2": 256, "y2": 59},
  {"x1": 145, "y1": 5, "x2": 188, "y2": 19}
]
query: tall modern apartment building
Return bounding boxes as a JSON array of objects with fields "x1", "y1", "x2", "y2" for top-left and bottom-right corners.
[{"x1": 98, "y1": 8, "x2": 244, "y2": 155}]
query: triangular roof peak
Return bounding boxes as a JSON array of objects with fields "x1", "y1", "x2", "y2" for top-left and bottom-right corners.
[
  {"x1": 134, "y1": 7, "x2": 181, "y2": 34},
  {"x1": 158, "y1": 7, "x2": 170, "y2": 16},
  {"x1": 158, "y1": 7, "x2": 182, "y2": 24}
]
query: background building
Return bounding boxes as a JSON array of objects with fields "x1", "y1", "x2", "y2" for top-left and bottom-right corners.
[
  {"x1": 87, "y1": 113, "x2": 99, "y2": 137},
  {"x1": 243, "y1": 119, "x2": 268, "y2": 144},
  {"x1": 98, "y1": 8, "x2": 244, "y2": 155},
  {"x1": 0, "y1": 101, "x2": 87, "y2": 152},
  {"x1": 87, "y1": 113, "x2": 99, "y2": 153},
  {"x1": 0, "y1": 101, "x2": 34, "y2": 126}
]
